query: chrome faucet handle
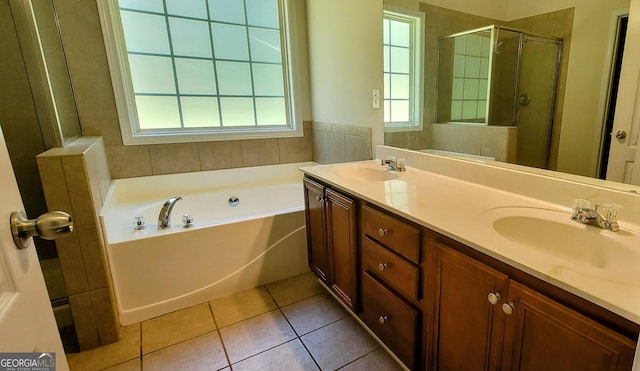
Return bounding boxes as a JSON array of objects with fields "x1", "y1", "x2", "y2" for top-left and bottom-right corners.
[{"x1": 572, "y1": 199, "x2": 591, "y2": 212}]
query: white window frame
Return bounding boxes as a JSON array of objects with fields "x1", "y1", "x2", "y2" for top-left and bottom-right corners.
[
  {"x1": 383, "y1": 6, "x2": 424, "y2": 133},
  {"x1": 97, "y1": 0, "x2": 303, "y2": 145}
]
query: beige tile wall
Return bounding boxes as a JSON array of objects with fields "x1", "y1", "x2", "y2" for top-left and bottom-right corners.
[
  {"x1": 311, "y1": 122, "x2": 372, "y2": 164},
  {"x1": 37, "y1": 137, "x2": 118, "y2": 350},
  {"x1": 429, "y1": 123, "x2": 517, "y2": 162}
]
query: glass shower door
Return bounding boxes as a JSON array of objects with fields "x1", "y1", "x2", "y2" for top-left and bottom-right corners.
[{"x1": 515, "y1": 36, "x2": 561, "y2": 168}]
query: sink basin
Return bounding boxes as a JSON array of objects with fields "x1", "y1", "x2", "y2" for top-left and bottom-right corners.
[
  {"x1": 334, "y1": 163, "x2": 399, "y2": 181},
  {"x1": 481, "y1": 207, "x2": 640, "y2": 271}
]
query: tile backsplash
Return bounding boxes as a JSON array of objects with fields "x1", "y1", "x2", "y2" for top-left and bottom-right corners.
[{"x1": 311, "y1": 122, "x2": 372, "y2": 164}]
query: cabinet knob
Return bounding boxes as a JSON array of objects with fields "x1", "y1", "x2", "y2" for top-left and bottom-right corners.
[
  {"x1": 487, "y1": 292, "x2": 501, "y2": 305},
  {"x1": 315, "y1": 195, "x2": 322, "y2": 202},
  {"x1": 378, "y1": 315, "x2": 389, "y2": 324},
  {"x1": 378, "y1": 262, "x2": 388, "y2": 271},
  {"x1": 502, "y1": 302, "x2": 515, "y2": 315},
  {"x1": 378, "y1": 228, "x2": 388, "y2": 237}
]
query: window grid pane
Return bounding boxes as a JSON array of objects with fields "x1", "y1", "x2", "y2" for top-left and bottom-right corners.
[
  {"x1": 383, "y1": 15, "x2": 414, "y2": 125},
  {"x1": 119, "y1": 0, "x2": 287, "y2": 129}
]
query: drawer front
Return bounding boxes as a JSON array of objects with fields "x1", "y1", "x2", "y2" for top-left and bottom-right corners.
[
  {"x1": 361, "y1": 236, "x2": 419, "y2": 301},
  {"x1": 361, "y1": 205, "x2": 421, "y2": 263},
  {"x1": 360, "y1": 272, "x2": 418, "y2": 369}
]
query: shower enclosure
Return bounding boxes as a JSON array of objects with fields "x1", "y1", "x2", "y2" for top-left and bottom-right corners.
[{"x1": 437, "y1": 25, "x2": 562, "y2": 169}]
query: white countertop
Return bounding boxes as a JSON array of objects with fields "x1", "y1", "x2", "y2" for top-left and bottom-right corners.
[{"x1": 300, "y1": 160, "x2": 640, "y2": 325}]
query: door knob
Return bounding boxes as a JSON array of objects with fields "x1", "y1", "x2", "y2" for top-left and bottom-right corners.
[
  {"x1": 11, "y1": 210, "x2": 73, "y2": 250},
  {"x1": 615, "y1": 130, "x2": 627, "y2": 140}
]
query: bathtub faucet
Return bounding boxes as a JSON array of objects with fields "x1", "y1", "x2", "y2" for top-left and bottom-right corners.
[{"x1": 157, "y1": 196, "x2": 182, "y2": 229}]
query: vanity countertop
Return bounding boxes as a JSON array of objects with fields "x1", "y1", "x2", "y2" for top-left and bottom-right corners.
[{"x1": 300, "y1": 160, "x2": 640, "y2": 325}]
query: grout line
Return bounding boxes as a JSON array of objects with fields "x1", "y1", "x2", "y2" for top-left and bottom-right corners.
[{"x1": 208, "y1": 302, "x2": 233, "y2": 370}]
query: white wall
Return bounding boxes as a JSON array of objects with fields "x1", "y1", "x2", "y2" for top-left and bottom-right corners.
[{"x1": 306, "y1": 0, "x2": 384, "y2": 148}]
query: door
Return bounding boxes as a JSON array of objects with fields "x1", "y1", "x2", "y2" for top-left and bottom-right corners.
[
  {"x1": 606, "y1": 0, "x2": 640, "y2": 183},
  {"x1": 428, "y1": 240, "x2": 509, "y2": 371},
  {"x1": 0, "y1": 130, "x2": 68, "y2": 369},
  {"x1": 303, "y1": 177, "x2": 330, "y2": 283},
  {"x1": 326, "y1": 188, "x2": 357, "y2": 311},
  {"x1": 501, "y1": 281, "x2": 635, "y2": 371}
]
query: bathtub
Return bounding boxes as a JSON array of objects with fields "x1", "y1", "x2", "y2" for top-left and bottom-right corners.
[{"x1": 100, "y1": 162, "x2": 315, "y2": 325}]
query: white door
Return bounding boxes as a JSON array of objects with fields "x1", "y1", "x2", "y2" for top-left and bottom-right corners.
[
  {"x1": 0, "y1": 128, "x2": 68, "y2": 370},
  {"x1": 607, "y1": 0, "x2": 640, "y2": 184}
]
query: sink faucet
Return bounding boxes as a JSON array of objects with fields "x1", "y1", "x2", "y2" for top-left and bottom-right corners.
[
  {"x1": 570, "y1": 199, "x2": 621, "y2": 232},
  {"x1": 381, "y1": 157, "x2": 406, "y2": 172},
  {"x1": 158, "y1": 196, "x2": 182, "y2": 229}
]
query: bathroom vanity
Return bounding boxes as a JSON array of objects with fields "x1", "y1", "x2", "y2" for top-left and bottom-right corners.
[{"x1": 301, "y1": 147, "x2": 640, "y2": 370}]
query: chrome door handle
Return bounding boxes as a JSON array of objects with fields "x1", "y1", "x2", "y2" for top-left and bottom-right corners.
[
  {"x1": 11, "y1": 210, "x2": 73, "y2": 249},
  {"x1": 615, "y1": 130, "x2": 627, "y2": 140}
]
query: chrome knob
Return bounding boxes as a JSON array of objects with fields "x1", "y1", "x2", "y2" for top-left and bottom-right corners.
[
  {"x1": 378, "y1": 315, "x2": 389, "y2": 324},
  {"x1": 615, "y1": 130, "x2": 627, "y2": 140},
  {"x1": 487, "y1": 292, "x2": 501, "y2": 305},
  {"x1": 11, "y1": 210, "x2": 73, "y2": 249},
  {"x1": 316, "y1": 195, "x2": 322, "y2": 202},
  {"x1": 182, "y1": 213, "x2": 194, "y2": 228},
  {"x1": 133, "y1": 216, "x2": 146, "y2": 230},
  {"x1": 502, "y1": 302, "x2": 515, "y2": 315},
  {"x1": 378, "y1": 228, "x2": 388, "y2": 237},
  {"x1": 378, "y1": 262, "x2": 388, "y2": 271}
]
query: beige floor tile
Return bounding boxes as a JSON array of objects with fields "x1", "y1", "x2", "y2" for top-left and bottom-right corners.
[
  {"x1": 265, "y1": 271, "x2": 324, "y2": 307},
  {"x1": 282, "y1": 292, "x2": 348, "y2": 336},
  {"x1": 142, "y1": 331, "x2": 228, "y2": 371},
  {"x1": 102, "y1": 358, "x2": 141, "y2": 371},
  {"x1": 339, "y1": 348, "x2": 404, "y2": 371},
  {"x1": 220, "y1": 309, "x2": 296, "y2": 363},
  {"x1": 210, "y1": 287, "x2": 277, "y2": 328},
  {"x1": 231, "y1": 339, "x2": 318, "y2": 371},
  {"x1": 142, "y1": 303, "x2": 216, "y2": 354},
  {"x1": 66, "y1": 324, "x2": 140, "y2": 371},
  {"x1": 301, "y1": 317, "x2": 378, "y2": 371}
]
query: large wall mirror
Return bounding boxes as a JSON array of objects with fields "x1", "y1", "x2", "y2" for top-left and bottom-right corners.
[{"x1": 383, "y1": 0, "x2": 633, "y2": 186}]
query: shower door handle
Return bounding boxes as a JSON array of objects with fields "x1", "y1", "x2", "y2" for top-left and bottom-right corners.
[
  {"x1": 615, "y1": 130, "x2": 627, "y2": 140},
  {"x1": 10, "y1": 210, "x2": 74, "y2": 249}
]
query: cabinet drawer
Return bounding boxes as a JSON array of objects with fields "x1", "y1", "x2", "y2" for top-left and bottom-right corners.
[
  {"x1": 361, "y1": 236, "x2": 419, "y2": 301},
  {"x1": 360, "y1": 272, "x2": 418, "y2": 369},
  {"x1": 361, "y1": 205, "x2": 421, "y2": 264}
]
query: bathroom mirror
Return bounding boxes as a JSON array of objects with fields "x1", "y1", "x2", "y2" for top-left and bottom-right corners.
[
  {"x1": 10, "y1": 0, "x2": 82, "y2": 147},
  {"x1": 383, "y1": 1, "x2": 632, "y2": 185}
]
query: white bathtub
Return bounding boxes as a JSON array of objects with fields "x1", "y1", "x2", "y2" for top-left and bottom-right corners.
[{"x1": 100, "y1": 162, "x2": 314, "y2": 325}]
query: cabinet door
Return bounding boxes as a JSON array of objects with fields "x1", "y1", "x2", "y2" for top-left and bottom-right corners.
[
  {"x1": 502, "y1": 281, "x2": 636, "y2": 371},
  {"x1": 303, "y1": 178, "x2": 330, "y2": 283},
  {"x1": 326, "y1": 188, "x2": 358, "y2": 310},
  {"x1": 428, "y1": 241, "x2": 509, "y2": 371}
]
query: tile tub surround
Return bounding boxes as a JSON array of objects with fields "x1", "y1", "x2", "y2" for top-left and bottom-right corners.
[
  {"x1": 37, "y1": 137, "x2": 119, "y2": 350},
  {"x1": 66, "y1": 272, "x2": 404, "y2": 371}
]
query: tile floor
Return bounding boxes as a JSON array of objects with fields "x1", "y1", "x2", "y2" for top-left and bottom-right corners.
[{"x1": 66, "y1": 272, "x2": 405, "y2": 371}]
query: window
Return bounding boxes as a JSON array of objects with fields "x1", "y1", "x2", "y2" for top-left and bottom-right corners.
[
  {"x1": 97, "y1": 0, "x2": 302, "y2": 144},
  {"x1": 383, "y1": 8, "x2": 424, "y2": 131}
]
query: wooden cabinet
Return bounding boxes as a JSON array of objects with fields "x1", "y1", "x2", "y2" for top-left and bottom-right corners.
[
  {"x1": 502, "y1": 281, "x2": 636, "y2": 371},
  {"x1": 303, "y1": 177, "x2": 357, "y2": 310},
  {"x1": 359, "y1": 204, "x2": 423, "y2": 369},
  {"x1": 428, "y1": 238, "x2": 637, "y2": 371},
  {"x1": 428, "y1": 240, "x2": 508, "y2": 371},
  {"x1": 303, "y1": 176, "x2": 638, "y2": 371}
]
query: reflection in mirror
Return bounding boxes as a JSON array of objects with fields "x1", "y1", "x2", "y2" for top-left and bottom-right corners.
[
  {"x1": 11, "y1": 0, "x2": 82, "y2": 146},
  {"x1": 384, "y1": 1, "x2": 632, "y2": 188},
  {"x1": 437, "y1": 25, "x2": 562, "y2": 168}
]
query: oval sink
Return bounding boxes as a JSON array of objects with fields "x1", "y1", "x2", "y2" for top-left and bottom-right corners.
[
  {"x1": 334, "y1": 163, "x2": 399, "y2": 181},
  {"x1": 482, "y1": 207, "x2": 640, "y2": 271}
]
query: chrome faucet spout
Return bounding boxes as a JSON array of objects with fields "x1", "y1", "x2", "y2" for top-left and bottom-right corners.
[
  {"x1": 570, "y1": 205, "x2": 620, "y2": 232},
  {"x1": 157, "y1": 196, "x2": 182, "y2": 229}
]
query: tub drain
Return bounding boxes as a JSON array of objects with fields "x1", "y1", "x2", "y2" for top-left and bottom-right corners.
[{"x1": 228, "y1": 196, "x2": 240, "y2": 207}]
